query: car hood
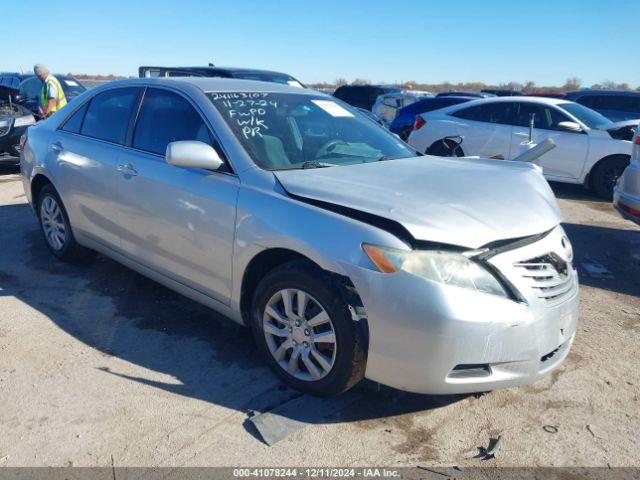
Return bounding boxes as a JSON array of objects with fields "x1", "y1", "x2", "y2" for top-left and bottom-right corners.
[{"x1": 274, "y1": 156, "x2": 562, "y2": 249}]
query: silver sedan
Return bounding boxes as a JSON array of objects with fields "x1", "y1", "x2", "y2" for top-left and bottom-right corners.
[{"x1": 20, "y1": 78, "x2": 579, "y2": 396}]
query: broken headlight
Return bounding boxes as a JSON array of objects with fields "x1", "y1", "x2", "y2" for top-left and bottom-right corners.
[{"x1": 362, "y1": 244, "x2": 508, "y2": 298}]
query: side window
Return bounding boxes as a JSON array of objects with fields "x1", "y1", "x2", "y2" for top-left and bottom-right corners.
[
  {"x1": 19, "y1": 78, "x2": 43, "y2": 100},
  {"x1": 452, "y1": 102, "x2": 514, "y2": 125},
  {"x1": 598, "y1": 95, "x2": 635, "y2": 112},
  {"x1": 576, "y1": 95, "x2": 598, "y2": 109},
  {"x1": 81, "y1": 87, "x2": 140, "y2": 144},
  {"x1": 61, "y1": 103, "x2": 89, "y2": 134},
  {"x1": 514, "y1": 103, "x2": 569, "y2": 130},
  {"x1": 451, "y1": 104, "x2": 484, "y2": 121},
  {"x1": 133, "y1": 88, "x2": 213, "y2": 156}
]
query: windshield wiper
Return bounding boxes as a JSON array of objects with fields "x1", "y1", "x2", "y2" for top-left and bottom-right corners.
[{"x1": 301, "y1": 161, "x2": 334, "y2": 169}]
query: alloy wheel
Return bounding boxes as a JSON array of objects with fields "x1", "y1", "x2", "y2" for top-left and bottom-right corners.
[
  {"x1": 40, "y1": 196, "x2": 66, "y2": 251},
  {"x1": 262, "y1": 288, "x2": 337, "y2": 382}
]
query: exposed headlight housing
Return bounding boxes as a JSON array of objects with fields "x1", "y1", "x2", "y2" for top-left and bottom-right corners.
[
  {"x1": 0, "y1": 118, "x2": 12, "y2": 129},
  {"x1": 362, "y1": 243, "x2": 508, "y2": 298}
]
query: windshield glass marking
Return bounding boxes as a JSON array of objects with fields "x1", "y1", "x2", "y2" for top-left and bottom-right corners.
[
  {"x1": 210, "y1": 92, "x2": 277, "y2": 140},
  {"x1": 311, "y1": 100, "x2": 354, "y2": 117},
  {"x1": 208, "y1": 92, "x2": 415, "y2": 171}
]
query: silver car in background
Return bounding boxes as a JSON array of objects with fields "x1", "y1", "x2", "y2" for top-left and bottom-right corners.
[
  {"x1": 20, "y1": 78, "x2": 579, "y2": 396},
  {"x1": 614, "y1": 130, "x2": 640, "y2": 225}
]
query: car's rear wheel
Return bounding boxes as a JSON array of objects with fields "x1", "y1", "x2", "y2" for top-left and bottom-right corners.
[
  {"x1": 250, "y1": 261, "x2": 365, "y2": 396},
  {"x1": 590, "y1": 155, "x2": 630, "y2": 199},
  {"x1": 426, "y1": 138, "x2": 465, "y2": 157},
  {"x1": 37, "y1": 184, "x2": 90, "y2": 261}
]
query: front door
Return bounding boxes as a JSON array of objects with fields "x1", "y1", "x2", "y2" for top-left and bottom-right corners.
[
  {"x1": 509, "y1": 102, "x2": 589, "y2": 180},
  {"x1": 115, "y1": 87, "x2": 238, "y2": 304}
]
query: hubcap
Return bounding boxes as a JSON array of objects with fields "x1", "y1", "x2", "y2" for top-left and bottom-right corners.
[
  {"x1": 40, "y1": 196, "x2": 66, "y2": 251},
  {"x1": 262, "y1": 288, "x2": 337, "y2": 382}
]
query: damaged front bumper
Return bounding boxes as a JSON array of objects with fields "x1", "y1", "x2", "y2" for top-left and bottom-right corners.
[{"x1": 342, "y1": 226, "x2": 579, "y2": 394}]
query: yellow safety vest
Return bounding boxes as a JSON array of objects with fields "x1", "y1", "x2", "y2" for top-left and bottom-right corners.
[{"x1": 40, "y1": 75, "x2": 68, "y2": 113}]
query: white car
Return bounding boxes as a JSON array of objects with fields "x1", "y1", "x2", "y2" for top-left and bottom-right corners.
[{"x1": 408, "y1": 97, "x2": 633, "y2": 198}]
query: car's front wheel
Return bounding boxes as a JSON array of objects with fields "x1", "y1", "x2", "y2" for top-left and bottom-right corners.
[
  {"x1": 250, "y1": 261, "x2": 365, "y2": 396},
  {"x1": 37, "y1": 184, "x2": 90, "y2": 261},
  {"x1": 590, "y1": 155, "x2": 630, "y2": 199}
]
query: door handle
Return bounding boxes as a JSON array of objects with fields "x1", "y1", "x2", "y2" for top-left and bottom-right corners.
[
  {"x1": 49, "y1": 141, "x2": 63, "y2": 152},
  {"x1": 117, "y1": 163, "x2": 138, "y2": 176}
]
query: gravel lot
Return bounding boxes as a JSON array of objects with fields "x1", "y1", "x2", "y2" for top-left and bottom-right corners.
[{"x1": 0, "y1": 165, "x2": 639, "y2": 468}]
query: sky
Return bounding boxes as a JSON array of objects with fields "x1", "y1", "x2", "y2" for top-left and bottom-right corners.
[{"x1": 6, "y1": 0, "x2": 639, "y2": 87}]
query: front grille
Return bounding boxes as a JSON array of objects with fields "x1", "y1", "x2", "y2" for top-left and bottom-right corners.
[{"x1": 514, "y1": 253, "x2": 573, "y2": 301}]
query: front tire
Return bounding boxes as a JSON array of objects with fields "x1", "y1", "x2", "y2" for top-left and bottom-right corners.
[
  {"x1": 250, "y1": 261, "x2": 365, "y2": 396},
  {"x1": 590, "y1": 155, "x2": 630, "y2": 199},
  {"x1": 37, "y1": 184, "x2": 90, "y2": 261}
]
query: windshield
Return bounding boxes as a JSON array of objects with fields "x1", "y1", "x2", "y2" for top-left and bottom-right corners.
[
  {"x1": 560, "y1": 102, "x2": 613, "y2": 129},
  {"x1": 231, "y1": 73, "x2": 302, "y2": 87},
  {"x1": 59, "y1": 77, "x2": 87, "y2": 96},
  {"x1": 208, "y1": 92, "x2": 416, "y2": 170}
]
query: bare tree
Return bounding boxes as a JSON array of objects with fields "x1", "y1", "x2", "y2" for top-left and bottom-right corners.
[
  {"x1": 523, "y1": 81, "x2": 536, "y2": 93},
  {"x1": 352, "y1": 78, "x2": 370, "y2": 85},
  {"x1": 562, "y1": 77, "x2": 582, "y2": 90},
  {"x1": 334, "y1": 78, "x2": 348, "y2": 87}
]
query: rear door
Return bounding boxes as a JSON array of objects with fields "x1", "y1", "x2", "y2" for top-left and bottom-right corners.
[
  {"x1": 50, "y1": 87, "x2": 142, "y2": 247},
  {"x1": 115, "y1": 87, "x2": 239, "y2": 304},
  {"x1": 509, "y1": 102, "x2": 589, "y2": 179},
  {"x1": 449, "y1": 102, "x2": 516, "y2": 159}
]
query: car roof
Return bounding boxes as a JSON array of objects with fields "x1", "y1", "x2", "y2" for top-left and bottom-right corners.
[
  {"x1": 101, "y1": 77, "x2": 323, "y2": 95},
  {"x1": 141, "y1": 66, "x2": 293, "y2": 76},
  {"x1": 457, "y1": 96, "x2": 571, "y2": 106},
  {"x1": 565, "y1": 89, "x2": 640, "y2": 97}
]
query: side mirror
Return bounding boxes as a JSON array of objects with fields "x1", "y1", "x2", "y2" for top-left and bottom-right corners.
[
  {"x1": 557, "y1": 121, "x2": 582, "y2": 133},
  {"x1": 166, "y1": 141, "x2": 224, "y2": 171}
]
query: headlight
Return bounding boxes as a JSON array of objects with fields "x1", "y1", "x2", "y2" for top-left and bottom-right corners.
[
  {"x1": 0, "y1": 118, "x2": 12, "y2": 129},
  {"x1": 14, "y1": 114, "x2": 35, "y2": 128},
  {"x1": 362, "y1": 244, "x2": 508, "y2": 298}
]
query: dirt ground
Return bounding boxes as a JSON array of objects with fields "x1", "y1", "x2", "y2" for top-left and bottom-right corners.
[{"x1": 0, "y1": 165, "x2": 639, "y2": 468}]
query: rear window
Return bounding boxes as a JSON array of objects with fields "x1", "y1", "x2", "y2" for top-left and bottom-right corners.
[
  {"x1": 81, "y1": 87, "x2": 140, "y2": 144},
  {"x1": 451, "y1": 102, "x2": 515, "y2": 125}
]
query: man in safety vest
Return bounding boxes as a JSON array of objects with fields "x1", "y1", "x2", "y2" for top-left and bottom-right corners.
[{"x1": 34, "y1": 64, "x2": 67, "y2": 118}]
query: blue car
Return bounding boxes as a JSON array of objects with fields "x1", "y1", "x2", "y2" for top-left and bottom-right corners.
[{"x1": 390, "y1": 96, "x2": 475, "y2": 140}]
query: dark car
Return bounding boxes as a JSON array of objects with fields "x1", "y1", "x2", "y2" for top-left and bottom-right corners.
[
  {"x1": 332, "y1": 85, "x2": 400, "y2": 111},
  {"x1": 17, "y1": 74, "x2": 86, "y2": 118},
  {"x1": 139, "y1": 65, "x2": 304, "y2": 87},
  {"x1": 481, "y1": 88, "x2": 523, "y2": 96},
  {"x1": 0, "y1": 84, "x2": 35, "y2": 163},
  {"x1": 0, "y1": 72, "x2": 30, "y2": 89},
  {"x1": 564, "y1": 90, "x2": 640, "y2": 122},
  {"x1": 389, "y1": 96, "x2": 475, "y2": 140},
  {"x1": 436, "y1": 91, "x2": 495, "y2": 98}
]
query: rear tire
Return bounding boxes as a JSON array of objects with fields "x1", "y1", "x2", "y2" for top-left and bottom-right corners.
[
  {"x1": 426, "y1": 138, "x2": 465, "y2": 157},
  {"x1": 37, "y1": 184, "x2": 91, "y2": 261},
  {"x1": 250, "y1": 260, "x2": 365, "y2": 396},
  {"x1": 590, "y1": 155, "x2": 630, "y2": 199}
]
